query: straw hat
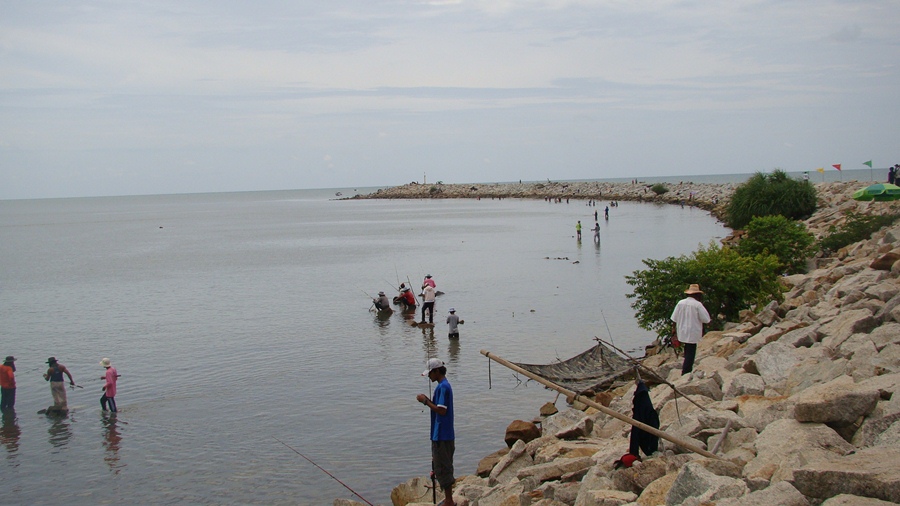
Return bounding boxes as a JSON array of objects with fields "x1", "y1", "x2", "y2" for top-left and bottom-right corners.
[{"x1": 684, "y1": 284, "x2": 704, "y2": 295}]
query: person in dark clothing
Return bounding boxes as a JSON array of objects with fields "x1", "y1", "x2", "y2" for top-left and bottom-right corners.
[{"x1": 628, "y1": 379, "x2": 659, "y2": 458}]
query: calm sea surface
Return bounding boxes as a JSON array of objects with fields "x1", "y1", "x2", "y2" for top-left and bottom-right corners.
[{"x1": 0, "y1": 177, "x2": 778, "y2": 504}]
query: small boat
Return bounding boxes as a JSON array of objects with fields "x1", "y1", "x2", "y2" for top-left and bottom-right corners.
[{"x1": 335, "y1": 192, "x2": 343, "y2": 196}]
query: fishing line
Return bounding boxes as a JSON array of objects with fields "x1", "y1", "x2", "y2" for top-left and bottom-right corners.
[
  {"x1": 599, "y1": 308, "x2": 615, "y2": 349},
  {"x1": 272, "y1": 437, "x2": 375, "y2": 506}
]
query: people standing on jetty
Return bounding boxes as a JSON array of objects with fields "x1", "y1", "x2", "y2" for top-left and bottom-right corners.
[
  {"x1": 421, "y1": 284, "x2": 436, "y2": 324},
  {"x1": 422, "y1": 274, "x2": 436, "y2": 290},
  {"x1": 0, "y1": 356, "x2": 15, "y2": 411},
  {"x1": 446, "y1": 308, "x2": 463, "y2": 339},
  {"x1": 671, "y1": 284, "x2": 711, "y2": 375},
  {"x1": 576, "y1": 220, "x2": 582, "y2": 240},
  {"x1": 891, "y1": 165, "x2": 897, "y2": 185},
  {"x1": 99, "y1": 358, "x2": 119, "y2": 413},
  {"x1": 44, "y1": 357, "x2": 75, "y2": 410},
  {"x1": 373, "y1": 291, "x2": 392, "y2": 311},
  {"x1": 417, "y1": 358, "x2": 455, "y2": 506}
]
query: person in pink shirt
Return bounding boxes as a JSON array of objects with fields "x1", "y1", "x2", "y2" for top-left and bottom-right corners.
[
  {"x1": 422, "y1": 274, "x2": 436, "y2": 290},
  {"x1": 99, "y1": 358, "x2": 120, "y2": 413}
]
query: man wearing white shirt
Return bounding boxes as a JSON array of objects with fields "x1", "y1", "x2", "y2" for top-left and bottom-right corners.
[{"x1": 671, "y1": 284, "x2": 711, "y2": 375}]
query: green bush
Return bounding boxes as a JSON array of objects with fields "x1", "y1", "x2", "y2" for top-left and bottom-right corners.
[
  {"x1": 625, "y1": 242, "x2": 783, "y2": 338},
  {"x1": 819, "y1": 212, "x2": 900, "y2": 254},
  {"x1": 726, "y1": 170, "x2": 817, "y2": 229},
  {"x1": 737, "y1": 215, "x2": 816, "y2": 274},
  {"x1": 650, "y1": 184, "x2": 669, "y2": 195}
]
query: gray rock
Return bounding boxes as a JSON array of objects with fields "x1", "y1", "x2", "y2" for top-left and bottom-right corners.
[
  {"x1": 820, "y1": 494, "x2": 899, "y2": 505},
  {"x1": 714, "y1": 481, "x2": 809, "y2": 506},
  {"x1": 745, "y1": 341, "x2": 799, "y2": 385},
  {"x1": 792, "y1": 375, "x2": 880, "y2": 424},
  {"x1": 664, "y1": 462, "x2": 748, "y2": 506},
  {"x1": 489, "y1": 439, "x2": 534, "y2": 486},
  {"x1": 867, "y1": 323, "x2": 900, "y2": 352},
  {"x1": 743, "y1": 419, "x2": 854, "y2": 484},
  {"x1": 791, "y1": 446, "x2": 900, "y2": 503},
  {"x1": 777, "y1": 324, "x2": 819, "y2": 348},
  {"x1": 818, "y1": 309, "x2": 878, "y2": 350},
  {"x1": 555, "y1": 416, "x2": 594, "y2": 440}
]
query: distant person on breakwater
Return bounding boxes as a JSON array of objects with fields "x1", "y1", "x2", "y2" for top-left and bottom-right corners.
[
  {"x1": 417, "y1": 358, "x2": 455, "y2": 506},
  {"x1": 576, "y1": 221, "x2": 582, "y2": 240},
  {"x1": 671, "y1": 284, "x2": 711, "y2": 376}
]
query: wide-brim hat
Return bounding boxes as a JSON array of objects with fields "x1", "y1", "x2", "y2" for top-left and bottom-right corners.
[
  {"x1": 100, "y1": 358, "x2": 111, "y2": 367},
  {"x1": 684, "y1": 284, "x2": 704, "y2": 294},
  {"x1": 3, "y1": 356, "x2": 14, "y2": 363},
  {"x1": 448, "y1": 308, "x2": 455, "y2": 313},
  {"x1": 378, "y1": 291, "x2": 385, "y2": 296},
  {"x1": 46, "y1": 357, "x2": 57, "y2": 364}
]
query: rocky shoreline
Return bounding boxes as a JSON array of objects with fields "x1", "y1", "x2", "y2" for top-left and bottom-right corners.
[{"x1": 341, "y1": 181, "x2": 900, "y2": 506}]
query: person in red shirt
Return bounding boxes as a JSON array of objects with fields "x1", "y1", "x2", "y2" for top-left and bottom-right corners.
[{"x1": 0, "y1": 356, "x2": 15, "y2": 410}]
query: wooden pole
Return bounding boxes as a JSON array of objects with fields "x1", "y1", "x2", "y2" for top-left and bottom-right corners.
[
  {"x1": 480, "y1": 349, "x2": 721, "y2": 460},
  {"x1": 594, "y1": 337, "x2": 707, "y2": 412}
]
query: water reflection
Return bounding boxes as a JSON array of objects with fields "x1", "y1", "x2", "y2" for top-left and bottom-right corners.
[
  {"x1": 447, "y1": 338, "x2": 460, "y2": 363},
  {"x1": 47, "y1": 413, "x2": 73, "y2": 450},
  {"x1": 1, "y1": 410, "x2": 21, "y2": 461},
  {"x1": 102, "y1": 414, "x2": 125, "y2": 474}
]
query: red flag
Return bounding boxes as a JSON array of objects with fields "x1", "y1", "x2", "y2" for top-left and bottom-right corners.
[{"x1": 832, "y1": 164, "x2": 842, "y2": 171}]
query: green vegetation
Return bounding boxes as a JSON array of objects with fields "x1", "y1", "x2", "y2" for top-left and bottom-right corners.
[
  {"x1": 650, "y1": 184, "x2": 669, "y2": 195},
  {"x1": 737, "y1": 215, "x2": 816, "y2": 274},
  {"x1": 819, "y1": 212, "x2": 900, "y2": 254},
  {"x1": 726, "y1": 170, "x2": 817, "y2": 229},
  {"x1": 626, "y1": 242, "x2": 783, "y2": 338},
  {"x1": 429, "y1": 186, "x2": 440, "y2": 195}
]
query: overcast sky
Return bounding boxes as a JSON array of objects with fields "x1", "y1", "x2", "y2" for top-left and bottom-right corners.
[{"x1": 2, "y1": 1, "x2": 898, "y2": 199}]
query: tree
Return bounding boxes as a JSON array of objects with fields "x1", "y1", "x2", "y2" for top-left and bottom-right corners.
[
  {"x1": 736, "y1": 215, "x2": 816, "y2": 274},
  {"x1": 626, "y1": 242, "x2": 783, "y2": 339},
  {"x1": 726, "y1": 170, "x2": 817, "y2": 229}
]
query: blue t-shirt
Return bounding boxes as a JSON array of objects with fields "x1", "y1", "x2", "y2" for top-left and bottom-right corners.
[{"x1": 430, "y1": 378, "x2": 454, "y2": 441}]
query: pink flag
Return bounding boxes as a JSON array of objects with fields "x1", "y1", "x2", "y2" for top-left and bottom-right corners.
[{"x1": 833, "y1": 164, "x2": 842, "y2": 171}]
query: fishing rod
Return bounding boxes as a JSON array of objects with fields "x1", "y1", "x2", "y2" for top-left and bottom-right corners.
[{"x1": 272, "y1": 437, "x2": 375, "y2": 506}]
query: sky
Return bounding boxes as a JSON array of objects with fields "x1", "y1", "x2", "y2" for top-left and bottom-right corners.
[{"x1": 1, "y1": 1, "x2": 899, "y2": 199}]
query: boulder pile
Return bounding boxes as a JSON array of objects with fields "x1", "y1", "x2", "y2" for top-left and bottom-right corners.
[{"x1": 340, "y1": 180, "x2": 900, "y2": 505}]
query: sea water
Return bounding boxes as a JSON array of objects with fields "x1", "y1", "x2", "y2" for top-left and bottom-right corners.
[{"x1": 0, "y1": 173, "x2": 837, "y2": 504}]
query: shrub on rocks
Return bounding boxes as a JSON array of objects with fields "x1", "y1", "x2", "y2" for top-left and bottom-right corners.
[{"x1": 725, "y1": 169, "x2": 817, "y2": 229}]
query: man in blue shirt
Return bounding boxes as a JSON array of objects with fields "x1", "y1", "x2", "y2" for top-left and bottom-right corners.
[{"x1": 417, "y1": 358, "x2": 455, "y2": 506}]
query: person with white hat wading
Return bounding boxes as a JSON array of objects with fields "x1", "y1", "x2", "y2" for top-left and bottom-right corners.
[
  {"x1": 99, "y1": 358, "x2": 120, "y2": 412},
  {"x1": 416, "y1": 358, "x2": 455, "y2": 506},
  {"x1": 446, "y1": 309, "x2": 464, "y2": 340},
  {"x1": 670, "y1": 284, "x2": 711, "y2": 375}
]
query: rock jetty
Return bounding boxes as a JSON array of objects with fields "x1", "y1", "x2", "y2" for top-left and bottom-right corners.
[
  {"x1": 353, "y1": 180, "x2": 735, "y2": 219},
  {"x1": 339, "y1": 180, "x2": 900, "y2": 506}
]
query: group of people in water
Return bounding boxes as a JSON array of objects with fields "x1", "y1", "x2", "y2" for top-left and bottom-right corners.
[
  {"x1": 371, "y1": 274, "x2": 463, "y2": 339},
  {"x1": 0, "y1": 355, "x2": 120, "y2": 415}
]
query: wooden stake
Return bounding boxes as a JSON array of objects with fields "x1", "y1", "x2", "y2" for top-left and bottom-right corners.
[{"x1": 480, "y1": 349, "x2": 722, "y2": 460}]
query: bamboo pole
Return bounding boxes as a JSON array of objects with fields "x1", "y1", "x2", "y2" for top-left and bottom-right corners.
[
  {"x1": 480, "y1": 349, "x2": 721, "y2": 460},
  {"x1": 593, "y1": 337, "x2": 707, "y2": 412}
]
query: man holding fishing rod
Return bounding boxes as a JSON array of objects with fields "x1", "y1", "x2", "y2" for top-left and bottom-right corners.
[{"x1": 416, "y1": 358, "x2": 455, "y2": 506}]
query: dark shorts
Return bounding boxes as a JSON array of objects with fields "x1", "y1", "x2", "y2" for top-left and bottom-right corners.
[
  {"x1": 431, "y1": 440, "x2": 455, "y2": 489},
  {"x1": 448, "y1": 332, "x2": 459, "y2": 339}
]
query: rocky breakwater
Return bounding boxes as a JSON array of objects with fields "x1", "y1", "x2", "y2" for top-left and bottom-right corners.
[
  {"x1": 353, "y1": 180, "x2": 736, "y2": 220},
  {"x1": 335, "y1": 182, "x2": 900, "y2": 506}
]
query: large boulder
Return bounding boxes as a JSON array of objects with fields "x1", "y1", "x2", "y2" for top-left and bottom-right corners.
[
  {"x1": 820, "y1": 494, "x2": 899, "y2": 505},
  {"x1": 505, "y1": 419, "x2": 542, "y2": 447},
  {"x1": 792, "y1": 375, "x2": 881, "y2": 425},
  {"x1": 745, "y1": 341, "x2": 800, "y2": 385},
  {"x1": 489, "y1": 439, "x2": 533, "y2": 486},
  {"x1": 664, "y1": 461, "x2": 748, "y2": 506},
  {"x1": 743, "y1": 419, "x2": 854, "y2": 484},
  {"x1": 714, "y1": 481, "x2": 809, "y2": 506},
  {"x1": 791, "y1": 446, "x2": 900, "y2": 503},
  {"x1": 723, "y1": 372, "x2": 765, "y2": 398},
  {"x1": 818, "y1": 309, "x2": 878, "y2": 350}
]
